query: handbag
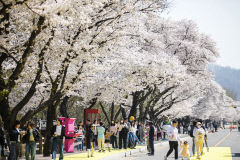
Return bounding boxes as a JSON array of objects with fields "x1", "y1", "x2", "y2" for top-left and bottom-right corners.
[{"x1": 3, "y1": 148, "x2": 9, "y2": 157}]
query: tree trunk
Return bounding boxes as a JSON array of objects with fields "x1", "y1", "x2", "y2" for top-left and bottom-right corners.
[
  {"x1": 43, "y1": 104, "x2": 57, "y2": 157},
  {"x1": 99, "y1": 102, "x2": 110, "y2": 126},
  {"x1": 110, "y1": 102, "x2": 114, "y2": 122},
  {"x1": 121, "y1": 106, "x2": 127, "y2": 119},
  {"x1": 0, "y1": 98, "x2": 13, "y2": 130},
  {"x1": 60, "y1": 96, "x2": 69, "y2": 118}
]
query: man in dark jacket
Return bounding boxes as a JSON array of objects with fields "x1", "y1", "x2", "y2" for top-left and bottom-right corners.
[
  {"x1": 22, "y1": 121, "x2": 40, "y2": 160},
  {"x1": 9, "y1": 120, "x2": 24, "y2": 160},
  {"x1": 85, "y1": 119, "x2": 94, "y2": 157},
  {"x1": 51, "y1": 119, "x2": 66, "y2": 160},
  {"x1": 148, "y1": 120, "x2": 155, "y2": 156},
  {"x1": 189, "y1": 120, "x2": 197, "y2": 156}
]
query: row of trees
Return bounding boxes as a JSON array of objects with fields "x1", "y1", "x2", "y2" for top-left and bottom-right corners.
[{"x1": 1, "y1": 0, "x2": 239, "y2": 156}]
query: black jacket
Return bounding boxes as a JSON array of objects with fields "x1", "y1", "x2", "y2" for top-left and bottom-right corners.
[
  {"x1": 149, "y1": 125, "x2": 155, "y2": 140},
  {"x1": 51, "y1": 125, "x2": 66, "y2": 139},
  {"x1": 9, "y1": 128, "x2": 21, "y2": 142},
  {"x1": 22, "y1": 128, "x2": 40, "y2": 143},
  {"x1": 85, "y1": 124, "x2": 94, "y2": 141}
]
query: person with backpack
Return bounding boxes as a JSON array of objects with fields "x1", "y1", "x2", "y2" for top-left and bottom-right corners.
[{"x1": 22, "y1": 121, "x2": 40, "y2": 160}]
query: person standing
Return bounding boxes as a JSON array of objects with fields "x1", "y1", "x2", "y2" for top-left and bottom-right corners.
[
  {"x1": 162, "y1": 116, "x2": 171, "y2": 140},
  {"x1": 97, "y1": 122, "x2": 105, "y2": 152},
  {"x1": 121, "y1": 119, "x2": 129, "y2": 149},
  {"x1": 164, "y1": 120, "x2": 182, "y2": 160},
  {"x1": 51, "y1": 119, "x2": 66, "y2": 160},
  {"x1": 110, "y1": 121, "x2": 118, "y2": 149},
  {"x1": 105, "y1": 128, "x2": 112, "y2": 152},
  {"x1": 193, "y1": 122, "x2": 206, "y2": 159},
  {"x1": 189, "y1": 120, "x2": 197, "y2": 156},
  {"x1": 22, "y1": 121, "x2": 40, "y2": 160},
  {"x1": 118, "y1": 120, "x2": 124, "y2": 149},
  {"x1": 85, "y1": 120, "x2": 94, "y2": 157},
  {"x1": 76, "y1": 123, "x2": 84, "y2": 151},
  {"x1": 137, "y1": 122, "x2": 144, "y2": 144},
  {"x1": 148, "y1": 120, "x2": 155, "y2": 156},
  {"x1": 9, "y1": 120, "x2": 25, "y2": 160}
]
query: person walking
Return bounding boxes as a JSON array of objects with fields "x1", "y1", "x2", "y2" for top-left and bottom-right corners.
[
  {"x1": 164, "y1": 120, "x2": 182, "y2": 160},
  {"x1": 193, "y1": 122, "x2": 206, "y2": 159},
  {"x1": 110, "y1": 121, "x2": 118, "y2": 149},
  {"x1": 148, "y1": 120, "x2": 155, "y2": 156},
  {"x1": 22, "y1": 121, "x2": 40, "y2": 160},
  {"x1": 51, "y1": 118, "x2": 66, "y2": 160},
  {"x1": 9, "y1": 120, "x2": 25, "y2": 160},
  {"x1": 180, "y1": 141, "x2": 190, "y2": 160},
  {"x1": 97, "y1": 122, "x2": 105, "y2": 152}
]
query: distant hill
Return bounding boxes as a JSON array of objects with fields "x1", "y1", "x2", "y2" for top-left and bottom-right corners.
[{"x1": 209, "y1": 64, "x2": 240, "y2": 100}]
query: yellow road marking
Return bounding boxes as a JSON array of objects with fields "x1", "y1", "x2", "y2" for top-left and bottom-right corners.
[
  {"x1": 215, "y1": 132, "x2": 231, "y2": 147},
  {"x1": 190, "y1": 147, "x2": 232, "y2": 160},
  {"x1": 64, "y1": 146, "x2": 142, "y2": 160}
]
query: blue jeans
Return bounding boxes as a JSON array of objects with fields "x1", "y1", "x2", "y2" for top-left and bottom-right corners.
[
  {"x1": 76, "y1": 138, "x2": 84, "y2": 150},
  {"x1": 25, "y1": 141, "x2": 36, "y2": 160},
  {"x1": 52, "y1": 138, "x2": 64, "y2": 160},
  {"x1": 9, "y1": 142, "x2": 20, "y2": 160}
]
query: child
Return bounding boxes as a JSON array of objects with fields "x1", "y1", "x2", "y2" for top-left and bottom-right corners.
[
  {"x1": 180, "y1": 141, "x2": 190, "y2": 160},
  {"x1": 105, "y1": 128, "x2": 112, "y2": 152}
]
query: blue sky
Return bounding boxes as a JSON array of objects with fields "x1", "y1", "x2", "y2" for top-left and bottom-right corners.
[{"x1": 163, "y1": 0, "x2": 240, "y2": 69}]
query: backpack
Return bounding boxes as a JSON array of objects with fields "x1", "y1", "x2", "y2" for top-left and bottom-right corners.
[{"x1": 33, "y1": 129, "x2": 40, "y2": 142}]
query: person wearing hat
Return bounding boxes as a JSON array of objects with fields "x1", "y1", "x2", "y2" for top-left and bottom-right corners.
[
  {"x1": 147, "y1": 120, "x2": 155, "y2": 156},
  {"x1": 193, "y1": 122, "x2": 206, "y2": 159}
]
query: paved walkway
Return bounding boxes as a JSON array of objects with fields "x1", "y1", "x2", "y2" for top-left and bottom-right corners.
[{"x1": 18, "y1": 134, "x2": 189, "y2": 160}]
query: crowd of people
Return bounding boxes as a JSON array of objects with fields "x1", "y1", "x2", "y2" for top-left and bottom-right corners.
[
  {"x1": 79, "y1": 116, "x2": 155, "y2": 157},
  {"x1": 0, "y1": 115, "x2": 233, "y2": 160}
]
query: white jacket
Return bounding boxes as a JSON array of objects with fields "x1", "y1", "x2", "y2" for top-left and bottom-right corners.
[{"x1": 193, "y1": 127, "x2": 205, "y2": 141}]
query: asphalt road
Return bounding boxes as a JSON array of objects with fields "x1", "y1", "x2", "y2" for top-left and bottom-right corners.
[{"x1": 119, "y1": 129, "x2": 240, "y2": 160}]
